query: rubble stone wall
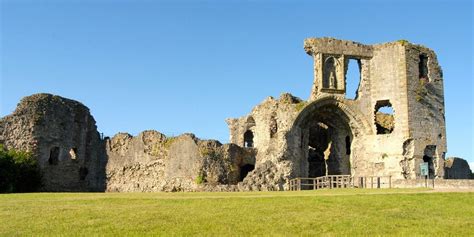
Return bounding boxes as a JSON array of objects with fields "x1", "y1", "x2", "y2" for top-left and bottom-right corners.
[
  {"x1": 0, "y1": 94, "x2": 106, "y2": 191},
  {"x1": 105, "y1": 131, "x2": 256, "y2": 192},
  {"x1": 444, "y1": 157, "x2": 472, "y2": 179}
]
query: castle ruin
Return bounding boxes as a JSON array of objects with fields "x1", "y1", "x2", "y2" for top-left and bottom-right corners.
[{"x1": 1, "y1": 38, "x2": 470, "y2": 192}]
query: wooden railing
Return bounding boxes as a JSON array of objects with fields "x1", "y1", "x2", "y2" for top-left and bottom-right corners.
[
  {"x1": 288, "y1": 175, "x2": 352, "y2": 191},
  {"x1": 288, "y1": 175, "x2": 392, "y2": 191},
  {"x1": 353, "y1": 176, "x2": 392, "y2": 189}
]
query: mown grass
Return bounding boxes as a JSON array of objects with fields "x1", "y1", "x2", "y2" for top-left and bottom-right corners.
[{"x1": 0, "y1": 189, "x2": 473, "y2": 236}]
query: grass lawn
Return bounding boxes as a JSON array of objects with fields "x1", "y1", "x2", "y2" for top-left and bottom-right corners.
[{"x1": 0, "y1": 189, "x2": 473, "y2": 236}]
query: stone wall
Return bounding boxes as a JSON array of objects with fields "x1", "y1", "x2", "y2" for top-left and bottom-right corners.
[
  {"x1": 405, "y1": 43, "x2": 447, "y2": 179},
  {"x1": 0, "y1": 94, "x2": 106, "y2": 191},
  {"x1": 105, "y1": 131, "x2": 256, "y2": 192},
  {"x1": 444, "y1": 157, "x2": 472, "y2": 179},
  {"x1": 392, "y1": 179, "x2": 474, "y2": 189},
  {"x1": 226, "y1": 93, "x2": 304, "y2": 190},
  {"x1": 0, "y1": 94, "x2": 259, "y2": 192}
]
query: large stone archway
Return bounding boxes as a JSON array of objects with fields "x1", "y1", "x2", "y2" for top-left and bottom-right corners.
[{"x1": 288, "y1": 96, "x2": 371, "y2": 178}]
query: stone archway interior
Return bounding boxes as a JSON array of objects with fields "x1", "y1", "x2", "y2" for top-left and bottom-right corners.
[{"x1": 304, "y1": 105, "x2": 353, "y2": 177}]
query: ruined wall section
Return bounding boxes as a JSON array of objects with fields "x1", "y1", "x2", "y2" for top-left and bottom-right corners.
[
  {"x1": 105, "y1": 131, "x2": 167, "y2": 192},
  {"x1": 444, "y1": 157, "x2": 472, "y2": 179},
  {"x1": 302, "y1": 38, "x2": 415, "y2": 179},
  {"x1": 0, "y1": 99, "x2": 39, "y2": 154},
  {"x1": 0, "y1": 94, "x2": 105, "y2": 191},
  {"x1": 352, "y1": 43, "x2": 412, "y2": 179},
  {"x1": 303, "y1": 37, "x2": 373, "y2": 101},
  {"x1": 405, "y1": 43, "x2": 447, "y2": 178},
  {"x1": 227, "y1": 93, "x2": 305, "y2": 190},
  {"x1": 105, "y1": 131, "x2": 255, "y2": 192}
]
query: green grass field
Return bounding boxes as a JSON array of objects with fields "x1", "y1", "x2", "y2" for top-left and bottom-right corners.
[{"x1": 1, "y1": 189, "x2": 473, "y2": 236}]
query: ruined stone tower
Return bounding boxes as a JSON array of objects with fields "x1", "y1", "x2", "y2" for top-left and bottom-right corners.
[{"x1": 227, "y1": 38, "x2": 447, "y2": 187}]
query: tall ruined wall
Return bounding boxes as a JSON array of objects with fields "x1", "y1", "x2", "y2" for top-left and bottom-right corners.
[
  {"x1": 0, "y1": 94, "x2": 106, "y2": 191},
  {"x1": 405, "y1": 43, "x2": 447, "y2": 178},
  {"x1": 353, "y1": 42, "x2": 412, "y2": 179},
  {"x1": 105, "y1": 131, "x2": 256, "y2": 192},
  {"x1": 294, "y1": 39, "x2": 414, "y2": 180},
  {"x1": 291, "y1": 38, "x2": 448, "y2": 182}
]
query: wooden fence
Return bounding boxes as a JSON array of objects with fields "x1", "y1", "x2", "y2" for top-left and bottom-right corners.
[{"x1": 289, "y1": 175, "x2": 392, "y2": 191}]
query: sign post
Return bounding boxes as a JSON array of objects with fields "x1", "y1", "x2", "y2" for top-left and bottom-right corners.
[{"x1": 420, "y1": 162, "x2": 429, "y2": 188}]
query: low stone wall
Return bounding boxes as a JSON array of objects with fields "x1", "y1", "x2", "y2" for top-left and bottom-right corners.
[{"x1": 392, "y1": 179, "x2": 474, "y2": 189}]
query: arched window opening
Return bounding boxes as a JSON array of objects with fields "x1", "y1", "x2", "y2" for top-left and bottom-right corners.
[{"x1": 244, "y1": 130, "x2": 254, "y2": 148}]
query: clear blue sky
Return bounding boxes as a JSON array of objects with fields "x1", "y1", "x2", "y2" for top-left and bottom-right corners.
[{"x1": 1, "y1": 0, "x2": 473, "y2": 167}]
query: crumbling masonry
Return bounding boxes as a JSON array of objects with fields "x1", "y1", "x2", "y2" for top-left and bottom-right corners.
[{"x1": 1, "y1": 38, "x2": 467, "y2": 192}]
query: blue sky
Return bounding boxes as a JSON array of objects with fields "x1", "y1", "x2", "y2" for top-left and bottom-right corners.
[{"x1": 1, "y1": 0, "x2": 473, "y2": 167}]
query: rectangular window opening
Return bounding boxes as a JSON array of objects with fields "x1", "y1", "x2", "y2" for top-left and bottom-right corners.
[{"x1": 345, "y1": 58, "x2": 361, "y2": 100}]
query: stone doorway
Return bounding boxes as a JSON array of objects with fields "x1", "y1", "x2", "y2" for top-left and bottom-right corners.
[
  {"x1": 305, "y1": 106, "x2": 352, "y2": 177},
  {"x1": 239, "y1": 164, "x2": 255, "y2": 181},
  {"x1": 292, "y1": 98, "x2": 359, "y2": 179}
]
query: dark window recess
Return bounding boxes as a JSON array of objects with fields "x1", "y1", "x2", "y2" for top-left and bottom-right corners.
[
  {"x1": 345, "y1": 136, "x2": 351, "y2": 155},
  {"x1": 246, "y1": 116, "x2": 256, "y2": 127},
  {"x1": 48, "y1": 147, "x2": 60, "y2": 165},
  {"x1": 300, "y1": 133, "x2": 305, "y2": 149},
  {"x1": 79, "y1": 167, "x2": 89, "y2": 181},
  {"x1": 423, "y1": 145, "x2": 436, "y2": 178},
  {"x1": 244, "y1": 130, "x2": 254, "y2": 148},
  {"x1": 419, "y1": 54, "x2": 429, "y2": 80},
  {"x1": 239, "y1": 164, "x2": 255, "y2": 181},
  {"x1": 269, "y1": 114, "x2": 278, "y2": 138}
]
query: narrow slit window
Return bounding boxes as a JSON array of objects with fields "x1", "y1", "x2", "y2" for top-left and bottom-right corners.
[
  {"x1": 345, "y1": 136, "x2": 351, "y2": 155},
  {"x1": 345, "y1": 59, "x2": 361, "y2": 99},
  {"x1": 48, "y1": 147, "x2": 60, "y2": 165},
  {"x1": 419, "y1": 54, "x2": 429, "y2": 81},
  {"x1": 69, "y1": 148, "x2": 78, "y2": 160}
]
